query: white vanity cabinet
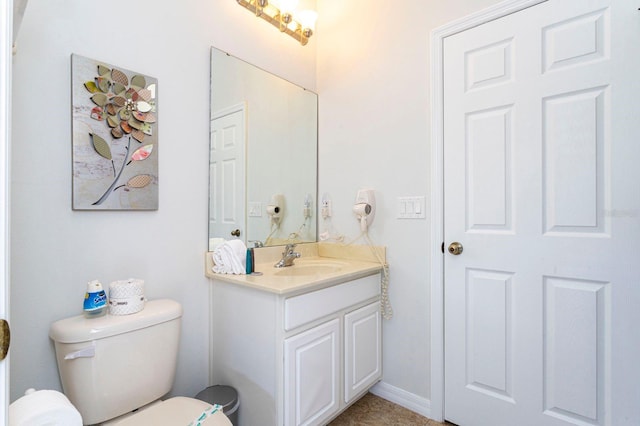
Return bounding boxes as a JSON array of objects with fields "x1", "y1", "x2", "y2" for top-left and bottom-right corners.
[
  {"x1": 283, "y1": 301, "x2": 382, "y2": 425},
  {"x1": 209, "y1": 272, "x2": 382, "y2": 426}
]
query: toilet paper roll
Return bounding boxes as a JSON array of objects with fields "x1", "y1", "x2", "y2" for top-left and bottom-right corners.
[
  {"x1": 108, "y1": 295, "x2": 145, "y2": 315},
  {"x1": 9, "y1": 389, "x2": 82, "y2": 426},
  {"x1": 109, "y1": 279, "x2": 145, "y2": 315},
  {"x1": 109, "y1": 278, "x2": 144, "y2": 298}
]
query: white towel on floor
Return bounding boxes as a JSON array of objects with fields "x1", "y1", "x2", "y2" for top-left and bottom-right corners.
[{"x1": 212, "y1": 239, "x2": 247, "y2": 275}]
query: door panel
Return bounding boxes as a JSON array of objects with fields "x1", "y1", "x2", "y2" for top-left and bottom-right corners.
[
  {"x1": 542, "y1": 87, "x2": 607, "y2": 234},
  {"x1": 465, "y1": 106, "x2": 513, "y2": 232},
  {"x1": 543, "y1": 277, "x2": 608, "y2": 424},
  {"x1": 344, "y1": 302, "x2": 381, "y2": 403},
  {"x1": 464, "y1": 269, "x2": 514, "y2": 403},
  {"x1": 0, "y1": 1, "x2": 10, "y2": 420},
  {"x1": 443, "y1": 1, "x2": 639, "y2": 425},
  {"x1": 210, "y1": 105, "x2": 246, "y2": 242},
  {"x1": 284, "y1": 319, "x2": 340, "y2": 426}
]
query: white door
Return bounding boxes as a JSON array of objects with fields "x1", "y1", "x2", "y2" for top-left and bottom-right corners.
[
  {"x1": 210, "y1": 104, "x2": 246, "y2": 243},
  {"x1": 0, "y1": 0, "x2": 11, "y2": 422},
  {"x1": 443, "y1": 1, "x2": 640, "y2": 425}
]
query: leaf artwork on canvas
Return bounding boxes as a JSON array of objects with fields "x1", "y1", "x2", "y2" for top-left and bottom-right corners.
[{"x1": 72, "y1": 55, "x2": 159, "y2": 209}]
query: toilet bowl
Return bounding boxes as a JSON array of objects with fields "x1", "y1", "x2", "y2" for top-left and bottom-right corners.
[
  {"x1": 10, "y1": 391, "x2": 230, "y2": 426},
  {"x1": 103, "y1": 397, "x2": 229, "y2": 426},
  {"x1": 45, "y1": 299, "x2": 233, "y2": 426}
]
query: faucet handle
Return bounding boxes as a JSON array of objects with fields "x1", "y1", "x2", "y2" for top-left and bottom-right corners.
[
  {"x1": 284, "y1": 243, "x2": 297, "y2": 252},
  {"x1": 249, "y1": 240, "x2": 264, "y2": 248}
]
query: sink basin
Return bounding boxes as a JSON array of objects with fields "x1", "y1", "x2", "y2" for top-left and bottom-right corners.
[{"x1": 274, "y1": 261, "x2": 345, "y2": 277}]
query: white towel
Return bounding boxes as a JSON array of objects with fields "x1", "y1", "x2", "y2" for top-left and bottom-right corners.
[{"x1": 212, "y1": 239, "x2": 247, "y2": 275}]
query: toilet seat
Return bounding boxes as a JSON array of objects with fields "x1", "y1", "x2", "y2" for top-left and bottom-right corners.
[{"x1": 107, "y1": 397, "x2": 232, "y2": 426}]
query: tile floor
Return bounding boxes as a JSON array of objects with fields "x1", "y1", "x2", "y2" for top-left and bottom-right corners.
[{"x1": 328, "y1": 393, "x2": 450, "y2": 426}]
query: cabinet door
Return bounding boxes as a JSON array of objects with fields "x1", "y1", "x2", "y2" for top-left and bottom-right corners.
[
  {"x1": 284, "y1": 318, "x2": 340, "y2": 426},
  {"x1": 344, "y1": 301, "x2": 382, "y2": 403}
]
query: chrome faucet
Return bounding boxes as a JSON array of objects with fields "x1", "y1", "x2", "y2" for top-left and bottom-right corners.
[{"x1": 274, "y1": 243, "x2": 301, "y2": 268}]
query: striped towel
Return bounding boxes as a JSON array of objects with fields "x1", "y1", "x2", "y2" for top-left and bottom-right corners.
[{"x1": 188, "y1": 404, "x2": 224, "y2": 426}]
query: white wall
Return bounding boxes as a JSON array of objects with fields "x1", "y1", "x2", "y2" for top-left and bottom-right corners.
[
  {"x1": 10, "y1": 0, "x2": 315, "y2": 402},
  {"x1": 10, "y1": 0, "x2": 512, "y2": 416},
  {"x1": 316, "y1": 0, "x2": 501, "y2": 409}
]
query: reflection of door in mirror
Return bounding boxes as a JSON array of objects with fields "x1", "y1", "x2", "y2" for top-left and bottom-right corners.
[
  {"x1": 209, "y1": 103, "x2": 246, "y2": 248},
  {"x1": 209, "y1": 47, "x2": 318, "y2": 247}
]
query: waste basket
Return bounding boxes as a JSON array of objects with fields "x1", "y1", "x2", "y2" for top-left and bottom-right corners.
[{"x1": 195, "y1": 385, "x2": 239, "y2": 425}]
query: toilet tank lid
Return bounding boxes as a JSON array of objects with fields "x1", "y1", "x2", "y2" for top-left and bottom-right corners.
[{"x1": 49, "y1": 299, "x2": 183, "y2": 344}]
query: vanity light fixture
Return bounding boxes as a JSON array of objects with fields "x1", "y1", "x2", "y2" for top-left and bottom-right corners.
[{"x1": 236, "y1": 0, "x2": 318, "y2": 46}]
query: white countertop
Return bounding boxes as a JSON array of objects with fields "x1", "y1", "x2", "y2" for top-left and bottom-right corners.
[{"x1": 205, "y1": 243, "x2": 385, "y2": 295}]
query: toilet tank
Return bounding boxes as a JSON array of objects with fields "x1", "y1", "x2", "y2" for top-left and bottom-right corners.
[{"x1": 49, "y1": 299, "x2": 183, "y2": 425}]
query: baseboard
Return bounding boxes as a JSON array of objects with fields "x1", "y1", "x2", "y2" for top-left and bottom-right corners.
[{"x1": 370, "y1": 381, "x2": 432, "y2": 419}]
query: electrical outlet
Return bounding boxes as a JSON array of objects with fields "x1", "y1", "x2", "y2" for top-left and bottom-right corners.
[
  {"x1": 304, "y1": 194, "x2": 313, "y2": 219},
  {"x1": 321, "y1": 193, "x2": 332, "y2": 219}
]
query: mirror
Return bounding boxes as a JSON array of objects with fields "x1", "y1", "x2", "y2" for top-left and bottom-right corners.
[{"x1": 209, "y1": 47, "x2": 318, "y2": 248}]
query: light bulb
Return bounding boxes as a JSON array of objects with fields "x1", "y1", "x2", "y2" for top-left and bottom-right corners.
[
  {"x1": 270, "y1": 0, "x2": 298, "y2": 14},
  {"x1": 297, "y1": 9, "x2": 317, "y2": 32}
]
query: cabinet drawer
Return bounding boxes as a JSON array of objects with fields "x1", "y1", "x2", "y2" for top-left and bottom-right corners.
[{"x1": 284, "y1": 274, "x2": 380, "y2": 331}]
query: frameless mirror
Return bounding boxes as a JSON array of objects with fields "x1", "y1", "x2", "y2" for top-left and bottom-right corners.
[{"x1": 209, "y1": 47, "x2": 318, "y2": 248}]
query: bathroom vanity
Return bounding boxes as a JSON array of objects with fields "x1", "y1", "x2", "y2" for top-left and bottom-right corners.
[{"x1": 205, "y1": 243, "x2": 385, "y2": 426}]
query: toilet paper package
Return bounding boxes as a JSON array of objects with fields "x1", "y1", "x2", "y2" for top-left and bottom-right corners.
[
  {"x1": 108, "y1": 278, "x2": 145, "y2": 315},
  {"x1": 9, "y1": 388, "x2": 82, "y2": 426}
]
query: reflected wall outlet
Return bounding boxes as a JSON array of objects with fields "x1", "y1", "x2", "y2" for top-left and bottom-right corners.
[
  {"x1": 248, "y1": 201, "x2": 262, "y2": 217},
  {"x1": 321, "y1": 193, "x2": 332, "y2": 219}
]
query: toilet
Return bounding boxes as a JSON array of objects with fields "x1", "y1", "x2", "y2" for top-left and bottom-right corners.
[{"x1": 43, "y1": 299, "x2": 232, "y2": 426}]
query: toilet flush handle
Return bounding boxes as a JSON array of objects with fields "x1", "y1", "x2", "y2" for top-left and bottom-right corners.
[{"x1": 64, "y1": 343, "x2": 95, "y2": 360}]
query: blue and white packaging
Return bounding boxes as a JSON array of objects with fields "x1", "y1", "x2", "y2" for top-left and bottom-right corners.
[{"x1": 83, "y1": 280, "x2": 107, "y2": 318}]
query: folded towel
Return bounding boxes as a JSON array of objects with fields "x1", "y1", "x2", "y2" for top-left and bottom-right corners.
[{"x1": 212, "y1": 239, "x2": 247, "y2": 275}]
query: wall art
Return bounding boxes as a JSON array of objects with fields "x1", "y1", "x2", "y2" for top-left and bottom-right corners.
[{"x1": 71, "y1": 54, "x2": 158, "y2": 210}]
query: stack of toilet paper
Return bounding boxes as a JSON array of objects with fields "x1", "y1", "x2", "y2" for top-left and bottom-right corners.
[
  {"x1": 9, "y1": 388, "x2": 82, "y2": 426},
  {"x1": 108, "y1": 279, "x2": 145, "y2": 315}
]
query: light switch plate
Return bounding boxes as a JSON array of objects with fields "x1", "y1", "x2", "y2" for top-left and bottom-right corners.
[
  {"x1": 248, "y1": 201, "x2": 262, "y2": 217},
  {"x1": 397, "y1": 196, "x2": 426, "y2": 219}
]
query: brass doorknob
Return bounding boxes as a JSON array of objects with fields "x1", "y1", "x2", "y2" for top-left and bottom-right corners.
[
  {"x1": 448, "y1": 242, "x2": 463, "y2": 255},
  {"x1": 230, "y1": 229, "x2": 241, "y2": 237},
  {"x1": 0, "y1": 319, "x2": 10, "y2": 361}
]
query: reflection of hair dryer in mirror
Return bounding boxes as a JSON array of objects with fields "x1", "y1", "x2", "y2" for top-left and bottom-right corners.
[
  {"x1": 267, "y1": 194, "x2": 285, "y2": 225},
  {"x1": 353, "y1": 189, "x2": 375, "y2": 232}
]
